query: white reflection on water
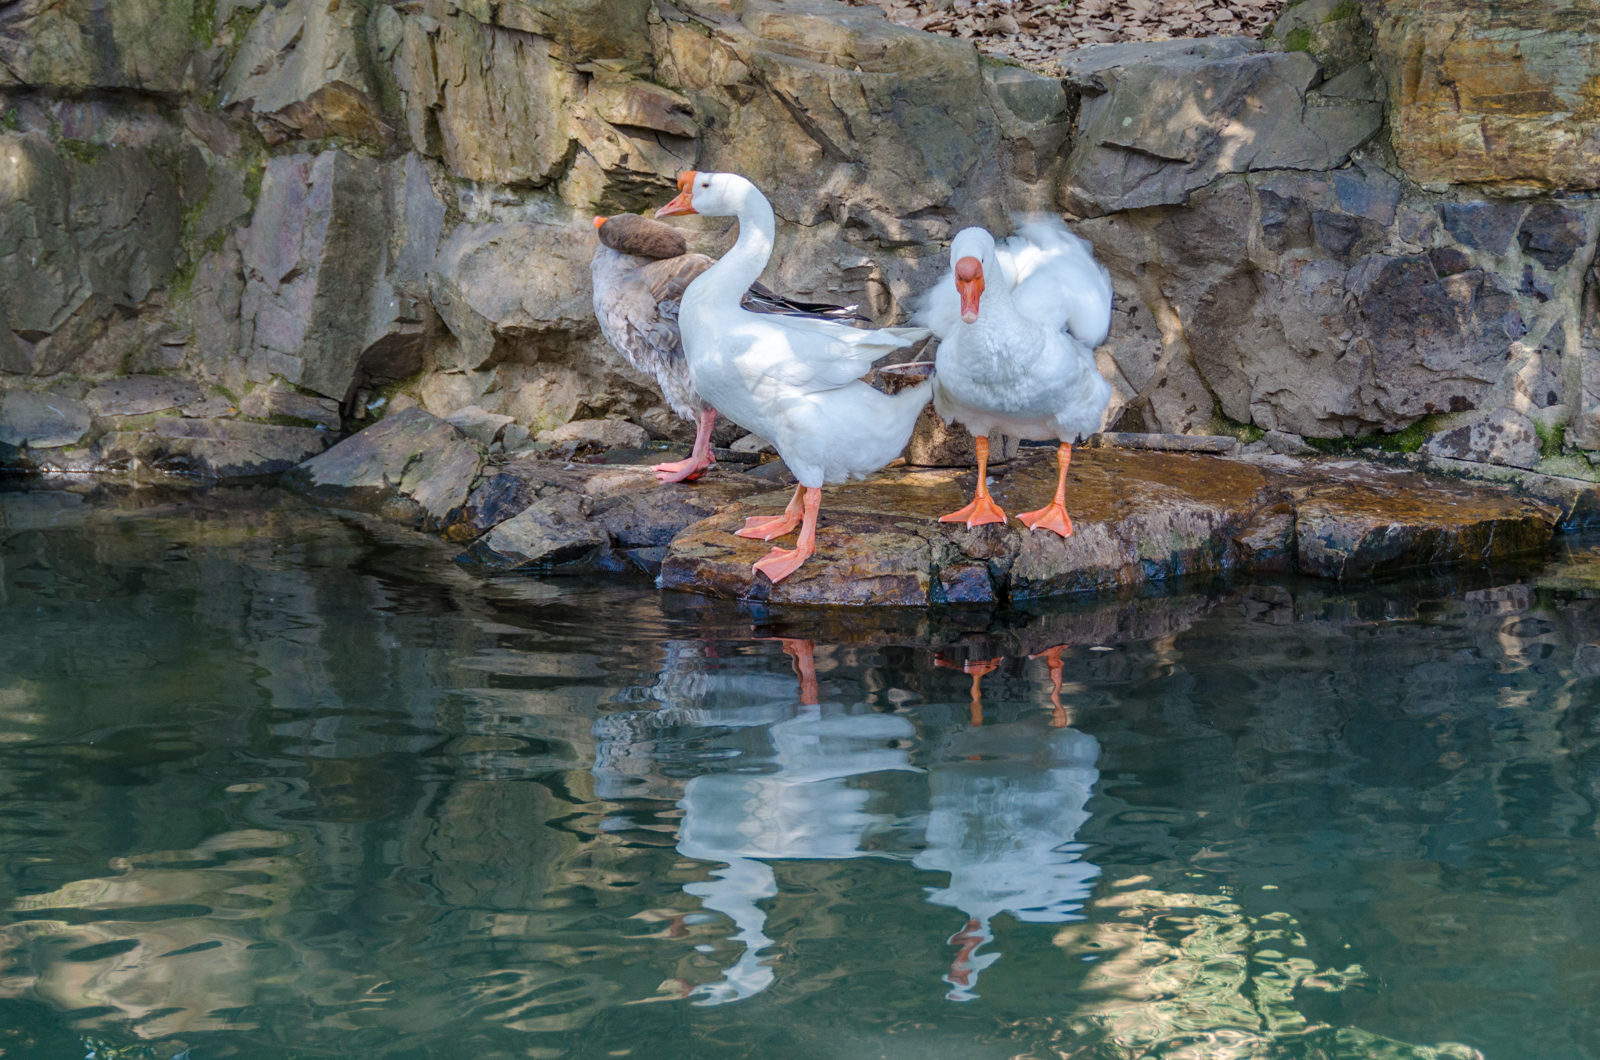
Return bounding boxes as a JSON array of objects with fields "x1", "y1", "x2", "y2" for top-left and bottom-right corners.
[
  {"x1": 599, "y1": 640, "x2": 921, "y2": 1004},
  {"x1": 596, "y1": 638, "x2": 1101, "y2": 1006},
  {"x1": 916, "y1": 721, "x2": 1099, "y2": 1001},
  {"x1": 677, "y1": 705, "x2": 920, "y2": 1005}
]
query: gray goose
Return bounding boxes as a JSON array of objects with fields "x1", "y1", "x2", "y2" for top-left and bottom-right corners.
[{"x1": 591, "y1": 213, "x2": 860, "y2": 482}]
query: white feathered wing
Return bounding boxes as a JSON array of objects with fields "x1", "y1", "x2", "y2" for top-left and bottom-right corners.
[{"x1": 918, "y1": 214, "x2": 1112, "y2": 344}]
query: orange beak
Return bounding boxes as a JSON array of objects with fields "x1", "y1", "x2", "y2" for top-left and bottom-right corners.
[
  {"x1": 593, "y1": 215, "x2": 607, "y2": 228},
  {"x1": 955, "y1": 256, "x2": 984, "y2": 324},
  {"x1": 655, "y1": 171, "x2": 698, "y2": 217}
]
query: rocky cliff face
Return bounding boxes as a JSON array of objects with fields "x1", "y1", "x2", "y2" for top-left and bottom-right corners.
[{"x1": 2, "y1": 0, "x2": 1599, "y2": 480}]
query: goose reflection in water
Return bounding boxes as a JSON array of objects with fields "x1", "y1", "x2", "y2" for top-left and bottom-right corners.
[
  {"x1": 921, "y1": 645, "x2": 1100, "y2": 1000},
  {"x1": 596, "y1": 636, "x2": 1101, "y2": 1007},
  {"x1": 596, "y1": 638, "x2": 918, "y2": 1005}
]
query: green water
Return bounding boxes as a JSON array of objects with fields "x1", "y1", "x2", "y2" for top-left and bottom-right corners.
[{"x1": 2, "y1": 485, "x2": 1599, "y2": 1059}]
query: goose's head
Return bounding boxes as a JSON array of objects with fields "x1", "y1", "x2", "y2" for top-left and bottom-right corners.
[
  {"x1": 949, "y1": 227, "x2": 996, "y2": 325},
  {"x1": 655, "y1": 171, "x2": 756, "y2": 219}
]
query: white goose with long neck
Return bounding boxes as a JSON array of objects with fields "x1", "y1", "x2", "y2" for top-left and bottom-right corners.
[
  {"x1": 655, "y1": 171, "x2": 933, "y2": 585},
  {"x1": 680, "y1": 181, "x2": 776, "y2": 314},
  {"x1": 913, "y1": 217, "x2": 1114, "y2": 538}
]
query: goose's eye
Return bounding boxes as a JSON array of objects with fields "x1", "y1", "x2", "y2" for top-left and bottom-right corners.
[{"x1": 701, "y1": 182, "x2": 709, "y2": 188}]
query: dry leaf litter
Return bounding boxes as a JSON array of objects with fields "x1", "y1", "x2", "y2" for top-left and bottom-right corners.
[{"x1": 847, "y1": 0, "x2": 1289, "y2": 73}]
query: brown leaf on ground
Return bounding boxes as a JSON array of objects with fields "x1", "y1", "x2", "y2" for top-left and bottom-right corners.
[{"x1": 850, "y1": 0, "x2": 1288, "y2": 71}]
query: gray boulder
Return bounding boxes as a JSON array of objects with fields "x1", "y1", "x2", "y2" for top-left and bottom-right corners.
[
  {"x1": 283, "y1": 407, "x2": 484, "y2": 527},
  {"x1": 903, "y1": 406, "x2": 1019, "y2": 467},
  {"x1": 1060, "y1": 44, "x2": 1383, "y2": 216},
  {"x1": 0, "y1": 389, "x2": 91, "y2": 449},
  {"x1": 220, "y1": 0, "x2": 391, "y2": 146},
  {"x1": 425, "y1": 218, "x2": 671, "y2": 432},
  {"x1": 239, "y1": 151, "x2": 387, "y2": 403},
  {"x1": 85, "y1": 376, "x2": 204, "y2": 417},
  {"x1": 1441, "y1": 203, "x2": 1525, "y2": 255},
  {"x1": 0, "y1": 134, "x2": 182, "y2": 376},
  {"x1": 462, "y1": 492, "x2": 611, "y2": 571},
  {"x1": 535, "y1": 419, "x2": 650, "y2": 450},
  {"x1": 392, "y1": 6, "x2": 585, "y2": 188},
  {"x1": 0, "y1": 0, "x2": 197, "y2": 94},
  {"x1": 1079, "y1": 161, "x2": 1600, "y2": 440},
  {"x1": 356, "y1": 154, "x2": 446, "y2": 392},
  {"x1": 427, "y1": 220, "x2": 597, "y2": 371},
  {"x1": 445, "y1": 406, "x2": 517, "y2": 447},
  {"x1": 238, "y1": 386, "x2": 342, "y2": 429},
  {"x1": 1345, "y1": 254, "x2": 1519, "y2": 423},
  {"x1": 1422, "y1": 408, "x2": 1542, "y2": 470}
]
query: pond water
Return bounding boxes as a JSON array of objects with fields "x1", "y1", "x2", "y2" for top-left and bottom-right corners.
[{"x1": 2, "y1": 485, "x2": 1600, "y2": 1060}]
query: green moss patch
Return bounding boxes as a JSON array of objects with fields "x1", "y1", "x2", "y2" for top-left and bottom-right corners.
[
  {"x1": 1535, "y1": 419, "x2": 1566, "y2": 460},
  {"x1": 1303, "y1": 415, "x2": 1446, "y2": 456},
  {"x1": 57, "y1": 138, "x2": 105, "y2": 166},
  {"x1": 1208, "y1": 412, "x2": 1264, "y2": 445}
]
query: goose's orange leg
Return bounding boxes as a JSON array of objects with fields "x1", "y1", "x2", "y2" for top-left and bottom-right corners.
[
  {"x1": 752, "y1": 487, "x2": 820, "y2": 584},
  {"x1": 654, "y1": 408, "x2": 718, "y2": 482},
  {"x1": 736, "y1": 483, "x2": 804, "y2": 540},
  {"x1": 938, "y1": 654, "x2": 1002, "y2": 727},
  {"x1": 1030, "y1": 644, "x2": 1070, "y2": 727},
  {"x1": 940, "y1": 436, "x2": 1008, "y2": 527},
  {"x1": 1018, "y1": 442, "x2": 1074, "y2": 538},
  {"x1": 947, "y1": 918, "x2": 986, "y2": 990},
  {"x1": 779, "y1": 638, "x2": 819, "y2": 705}
]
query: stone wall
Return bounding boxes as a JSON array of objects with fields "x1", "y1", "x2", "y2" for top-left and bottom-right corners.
[{"x1": 2, "y1": 0, "x2": 1600, "y2": 479}]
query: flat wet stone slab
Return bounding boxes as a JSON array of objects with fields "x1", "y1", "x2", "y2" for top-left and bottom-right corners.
[
  {"x1": 660, "y1": 448, "x2": 1561, "y2": 605},
  {"x1": 98, "y1": 419, "x2": 335, "y2": 479},
  {"x1": 1283, "y1": 460, "x2": 1559, "y2": 579},
  {"x1": 459, "y1": 462, "x2": 770, "y2": 572},
  {"x1": 286, "y1": 408, "x2": 771, "y2": 570},
  {"x1": 85, "y1": 376, "x2": 204, "y2": 417}
]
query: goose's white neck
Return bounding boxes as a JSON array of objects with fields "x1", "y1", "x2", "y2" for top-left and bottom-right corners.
[{"x1": 695, "y1": 185, "x2": 777, "y2": 307}]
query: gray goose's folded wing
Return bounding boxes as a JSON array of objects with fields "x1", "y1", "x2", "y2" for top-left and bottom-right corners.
[{"x1": 592, "y1": 251, "x2": 713, "y2": 420}]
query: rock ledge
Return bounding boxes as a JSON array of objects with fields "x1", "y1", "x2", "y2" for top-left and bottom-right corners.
[{"x1": 661, "y1": 448, "x2": 1558, "y2": 605}]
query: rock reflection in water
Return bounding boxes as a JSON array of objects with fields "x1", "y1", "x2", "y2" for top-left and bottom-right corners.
[{"x1": 0, "y1": 830, "x2": 302, "y2": 1037}]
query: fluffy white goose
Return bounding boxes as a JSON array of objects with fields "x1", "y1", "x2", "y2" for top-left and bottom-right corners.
[
  {"x1": 915, "y1": 217, "x2": 1114, "y2": 536},
  {"x1": 591, "y1": 214, "x2": 862, "y2": 483},
  {"x1": 656, "y1": 172, "x2": 933, "y2": 583}
]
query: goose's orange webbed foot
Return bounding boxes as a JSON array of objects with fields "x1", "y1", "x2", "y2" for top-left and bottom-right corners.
[
  {"x1": 736, "y1": 484, "x2": 804, "y2": 540},
  {"x1": 940, "y1": 493, "x2": 1008, "y2": 528},
  {"x1": 654, "y1": 456, "x2": 713, "y2": 482},
  {"x1": 655, "y1": 407, "x2": 718, "y2": 483},
  {"x1": 1019, "y1": 442, "x2": 1076, "y2": 537},
  {"x1": 735, "y1": 514, "x2": 799, "y2": 540},
  {"x1": 1017, "y1": 502, "x2": 1073, "y2": 537},
  {"x1": 751, "y1": 487, "x2": 820, "y2": 584},
  {"x1": 752, "y1": 545, "x2": 812, "y2": 583},
  {"x1": 939, "y1": 435, "x2": 1007, "y2": 527}
]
